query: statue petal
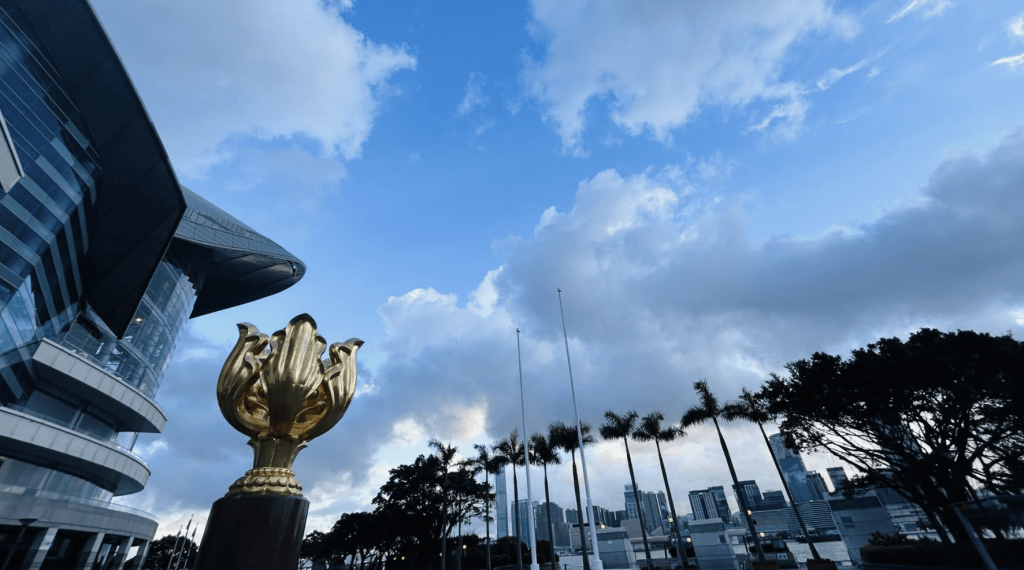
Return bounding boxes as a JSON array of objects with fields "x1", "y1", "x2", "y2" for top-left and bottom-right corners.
[{"x1": 263, "y1": 313, "x2": 327, "y2": 436}]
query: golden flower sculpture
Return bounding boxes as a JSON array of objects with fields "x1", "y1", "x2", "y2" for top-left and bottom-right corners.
[{"x1": 217, "y1": 314, "x2": 362, "y2": 496}]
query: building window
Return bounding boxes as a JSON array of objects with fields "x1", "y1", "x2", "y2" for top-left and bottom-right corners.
[{"x1": 0, "y1": 109, "x2": 24, "y2": 193}]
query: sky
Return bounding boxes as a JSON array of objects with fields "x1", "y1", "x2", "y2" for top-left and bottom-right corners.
[{"x1": 89, "y1": 0, "x2": 1024, "y2": 539}]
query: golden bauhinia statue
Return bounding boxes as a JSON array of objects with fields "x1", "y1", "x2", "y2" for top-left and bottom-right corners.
[{"x1": 216, "y1": 313, "x2": 362, "y2": 496}]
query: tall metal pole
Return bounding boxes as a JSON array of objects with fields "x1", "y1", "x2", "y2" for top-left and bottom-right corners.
[
  {"x1": 165, "y1": 526, "x2": 183, "y2": 570},
  {"x1": 517, "y1": 329, "x2": 541, "y2": 570},
  {"x1": 557, "y1": 289, "x2": 603, "y2": 570}
]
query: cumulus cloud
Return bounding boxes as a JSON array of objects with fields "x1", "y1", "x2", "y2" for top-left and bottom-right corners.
[
  {"x1": 522, "y1": 0, "x2": 855, "y2": 152},
  {"x1": 124, "y1": 125, "x2": 1024, "y2": 524},
  {"x1": 92, "y1": 0, "x2": 415, "y2": 175},
  {"x1": 887, "y1": 0, "x2": 952, "y2": 24}
]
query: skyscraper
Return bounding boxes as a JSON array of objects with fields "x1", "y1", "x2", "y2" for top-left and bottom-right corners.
[
  {"x1": 733, "y1": 480, "x2": 763, "y2": 512},
  {"x1": 535, "y1": 501, "x2": 564, "y2": 542},
  {"x1": 806, "y1": 471, "x2": 830, "y2": 500},
  {"x1": 688, "y1": 486, "x2": 730, "y2": 521},
  {"x1": 515, "y1": 499, "x2": 536, "y2": 546},
  {"x1": 769, "y1": 433, "x2": 814, "y2": 503},
  {"x1": 496, "y1": 464, "x2": 509, "y2": 537},
  {"x1": 0, "y1": 1, "x2": 304, "y2": 567}
]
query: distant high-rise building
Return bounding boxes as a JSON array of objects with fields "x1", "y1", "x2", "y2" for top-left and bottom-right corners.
[
  {"x1": 496, "y1": 464, "x2": 510, "y2": 537},
  {"x1": 536, "y1": 501, "x2": 565, "y2": 542},
  {"x1": 733, "y1": 480, "x2": 763, "y2": 512},
  {"x1": 625, "y1": 483, "x2": 665, "y2": 532},
  {"x1": 689, "y1": 486, "x2": 730, "y2": 521},
  {"x1": 769, "y1": 433, "x2": 814, "y2": 503},
  {"x1": 625, "y1": 483, "x2": 641, "y2": 520},
  {"x1": 760, "y1": 490, "x2": 787, "y2": 511},
  {"x1": 516, "y1": 499, "x2": 536, "y2": 545},
  {"x1": 827, "y1": 466, "x2": 849, "y2": 490},
  {"x1": 807, "y1": 471, "x2": 829, "y2": 500},
  {"x1": 566, "y1": 508, "x2": 580, "y2": 524}
]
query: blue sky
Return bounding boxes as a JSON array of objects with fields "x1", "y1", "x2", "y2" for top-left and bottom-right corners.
[{"x1": 91, "y1": 0, "x2": 1024, "y2": 537}]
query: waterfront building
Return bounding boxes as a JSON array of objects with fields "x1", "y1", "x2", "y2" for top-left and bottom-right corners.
[
  {"x1": 0, "y1": 2, "x2": 304, "y2": 567},
  {"x1": 768, "y1": 433, "x2": 814, "y2": 504},
  {"x1": 688, "y1": 486, "x2": 730, "y2": 522}
]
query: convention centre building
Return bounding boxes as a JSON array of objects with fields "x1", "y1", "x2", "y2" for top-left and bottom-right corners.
[{"x1": 0, "y1": 1, "x2": 305, "y2": 568}]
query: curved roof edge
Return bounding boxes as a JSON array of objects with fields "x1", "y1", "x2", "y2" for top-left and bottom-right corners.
[
  {"x1": 175, "y1": 186, "x2": 305, "y2": 318},
  {"x1": 13, "y1": 0, "x2": 186, "y2": 339}
]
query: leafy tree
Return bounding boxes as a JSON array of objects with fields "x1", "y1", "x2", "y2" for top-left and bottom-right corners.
[
  {"x1": 632, "y1": 411, "x2": 690, "y2": 569},
  {"x1": 529, "y1": 432, "x2": 561, "y2": 568},
  {"x1": 760, "y1": 328, "x2": 1024, "y2": 547},
  {"x1": 548, "y1": 420, "x2": 595, "y2": 570},
  {"x1": 300, "y1": 530, "x2": 333, "y2": 569},
  {"x1": 722, "y1": 389, "x2": 822, "y2": 561},
  {"x1": 373, "y1": 453, "x2": 491, "y2": 569},
  {"x1": 682, "y1": 379, "x2": 766, "y2": 563},
  {"x1": 143, "y1": 534, "x2": 196, "y2": 570},
  {"x1": 600, "y1": 410, "x2": 653, "y2": 567},
  {"x1": 492, "y1": 431, "x2": 526, "y2": 570}
]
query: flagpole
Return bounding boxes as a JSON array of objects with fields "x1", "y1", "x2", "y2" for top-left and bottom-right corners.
[
  {"x1": 173, "y1": 516, "x2": 193, "y2": 570},
  {"x1": 557, "y1": 289, "x2": 603, "y2": 570},
  {"x1": 165, "y1": 526, "x2": 182, "y2": 570},
  {"x1": 516, "y1": 329, "x2": 540, "y2": 570}
]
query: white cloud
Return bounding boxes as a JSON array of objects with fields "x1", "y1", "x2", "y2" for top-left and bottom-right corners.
[
  {"x1": 991, "y1": 52, "x2": 1024, "y2": 70},
  {"x1": 887, "y1": 0, "x2": 952, "y2": 24},
  {"x1": 92, "y1": 0, "x2": 415, "y2": 175},
  {"x1": 523, "y1": 0, "x2": 855, "y2": 152},
  {"x1": 1009, "y1": 14, "x2": 1024, "y2": 39},
  {"x1": 817, "y1": 58, "x2": 874, "y2": 90},
  {"x1": 457, "y1": 72, "x2": 488, "y2": 117}
]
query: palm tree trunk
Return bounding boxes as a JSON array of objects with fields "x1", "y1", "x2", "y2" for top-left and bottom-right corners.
[
  {"x1": 654, "y1": 439, "x2": 689, "y2": 569},
  {"x1": 543, "y1": 464, "x2": 556, "y2": 568},
  {"x1": 512, "y1": 467, "x2": 524, "y2": 570},
  {"x1": 756, "y1": 423, "x2": 820, "y2": 560},
  {"x1": 441, "y1": 468, "x2": 450, "y2": 570},
  {"x1": 457, "y1": 520, "x2": 464, "y2": 570},
  {"x1": 713, "y1": 417, "x2": 766, "y2": 563},
  {"x1": 624, "y1": 438, "x2": 654, "y2": 568},
  {"x1": 485, "y1": 472, "x2": 493, "y2": 570},
  {"x1": 570, "y1": 452, "x2": 591, "y2": 570}
]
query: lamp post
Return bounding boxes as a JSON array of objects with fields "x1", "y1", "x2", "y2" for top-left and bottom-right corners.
[
  {"x1": 1, "y1": 518, "x2": 36, "y2": 570},
  {"x1": 516, "y1": 329, "x2": 540, "y2": 570}
]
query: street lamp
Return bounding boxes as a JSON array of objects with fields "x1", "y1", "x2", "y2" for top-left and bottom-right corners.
[{"x1": 1, "y1": 518, "x2": 36, "y2": 570}]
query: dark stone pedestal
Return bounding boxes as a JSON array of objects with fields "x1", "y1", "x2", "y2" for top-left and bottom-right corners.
[{"x1": 194, "y1": 494, "x2": 309, "y2": 570}]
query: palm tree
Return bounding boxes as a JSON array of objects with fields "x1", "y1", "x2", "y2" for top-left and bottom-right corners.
[
  {"x1": 430, "y1": 439, "x2": 458, "y2": 570},
  {"x1": 530, "y1": 432, "x2": 561, "y2": 568},
  {"x1": 633, "y1": 411, "x2": 690, "y2": 569},
  {"x1": 548, "y1": 420, "x2": 595, "y2": 570},
  {"x1": 600, "y1": 410, "x2": 654, "y2": 569},
  {"x1": 493, "y1": 430, "x2": 526, "y2": 570},
  {"x1": 724, "y1": 388, "x2": 822, "y2": 561},
  {"x1": 682, "y1": 380, "x2": 766, "y2": 564},
  {"x1": 470, "y1": 444, "x2": 501, "y2": 570}
]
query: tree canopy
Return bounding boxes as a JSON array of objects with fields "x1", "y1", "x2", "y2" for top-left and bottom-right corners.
[{"x1": 761, "y1": 328, "x2": 1024, "y2": 540}]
